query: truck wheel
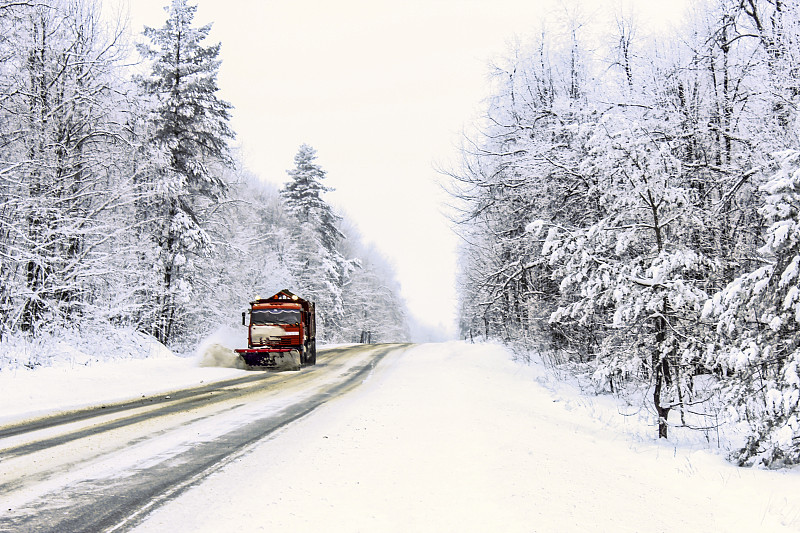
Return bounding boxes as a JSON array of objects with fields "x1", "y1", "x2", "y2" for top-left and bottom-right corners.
[
  {"x1": 309, "y1": 340, "x2": 317, "y2": 365},
  {"x1": 299, "y1": 347, "x2": 307, "y2": 366}
]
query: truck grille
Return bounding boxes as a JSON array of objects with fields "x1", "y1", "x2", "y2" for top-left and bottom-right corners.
[{"x1": 255, "y1": 337, "x2": 296, "y2": 347}]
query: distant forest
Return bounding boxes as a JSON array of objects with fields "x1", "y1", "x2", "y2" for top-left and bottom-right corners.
[
  {"x1": 447, "y1": 0, "x2": 800, "y2": 466},
  {"x1": 0, "y1": 0, "x2": 409, "y2": 365}
]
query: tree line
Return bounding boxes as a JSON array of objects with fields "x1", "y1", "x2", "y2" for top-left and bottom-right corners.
[
  {"x1": 0, "y1": 0, "x2": 408, "y2": 365},
  {"x1": 448, "y1": 0, "x2": 800, "y2": 467}
]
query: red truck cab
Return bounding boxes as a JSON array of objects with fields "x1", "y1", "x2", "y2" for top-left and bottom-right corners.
[{"x1": 235, "y1": 289, "x2": 316, "y2": 369}]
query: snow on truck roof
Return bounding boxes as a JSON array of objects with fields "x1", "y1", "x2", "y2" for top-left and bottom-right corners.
[{"x1": 250, "y1": 289, "x2": 311, "y2": 307}]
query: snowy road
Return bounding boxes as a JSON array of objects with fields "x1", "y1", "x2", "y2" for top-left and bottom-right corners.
[
  {"x1": 0, "y1": 344, "x2": 409, "y2": 533},
  {"x1": 1, "y1": 342, "x2": 799, "y2": 532}
]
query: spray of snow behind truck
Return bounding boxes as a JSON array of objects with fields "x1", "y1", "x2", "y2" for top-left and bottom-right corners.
[{"x1": 235, "y1": 289, "x2": 317, "y2": 370}]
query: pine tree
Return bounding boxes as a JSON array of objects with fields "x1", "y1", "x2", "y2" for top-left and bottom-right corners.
[
  {"x1": 280, "y1": 145, "x2": 348, "y2": 340},
  {"x1": 136, "y1": 0, "x2": 234, "y2": 345},
  {"x1": 281, "y1": 144, "x2": 343, "y2": 251},
  {"x1": 704, "y1": 149, "x2": 800, "y2": 466}
]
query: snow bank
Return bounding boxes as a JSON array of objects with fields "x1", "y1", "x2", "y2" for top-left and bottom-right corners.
[
  {"x1": 0, "y1": 324, "x2": 173, "y2": 371},
  {"x1": 0, "y1": 325, "x2": 253, "y2": 424},
  {"x1": 0, "y1": 354, "x2": 250, "y2": 425}
]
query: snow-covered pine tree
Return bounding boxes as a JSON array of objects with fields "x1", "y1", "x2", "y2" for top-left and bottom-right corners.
[
  {"x1": 280, "y1": 144, "x2": 349, "y2": 340},
  {"x1": 281, "y1": 144, "x2": 344, "y2": 251},
  {"x1": 136, "y1": 0, "x2": 234, "y2": 345},
  {"x1": 704, "y1": 149, "x2": 800, "y2": 466}
]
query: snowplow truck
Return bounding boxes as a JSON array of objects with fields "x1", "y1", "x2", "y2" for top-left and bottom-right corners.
[{"x1": 235, "y1": 289, "x2": 317, "y2": 369}]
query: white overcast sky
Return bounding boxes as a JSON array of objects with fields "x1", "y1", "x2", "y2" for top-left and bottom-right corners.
[{"x1": 110, "y1": 0, "x2": 689, "y2": 337}]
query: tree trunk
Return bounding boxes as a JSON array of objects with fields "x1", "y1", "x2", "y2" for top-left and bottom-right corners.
[{"x1": 654, "y1": 358, "x2": 671, "y2": 439}]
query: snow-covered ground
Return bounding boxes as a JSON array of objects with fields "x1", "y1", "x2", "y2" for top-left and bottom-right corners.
[
  {"x1": 0, "y1": 336, "x2": 247, "y2": 426},
  {"x1": 2, "y1": 341, "x2": 799, "y2": 531},
  {"x1": 126, "y1": 341, "x2": 797, "y2": 533}
]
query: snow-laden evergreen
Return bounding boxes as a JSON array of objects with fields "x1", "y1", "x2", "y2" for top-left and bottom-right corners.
[
  {"x1": 704, "y1": 150, "x2": 800, "y2": 466},
  {"x1": 136, "y1": 0, "x2": 234, "y2": 345},
  {"x1": 280, "y1": 144, "x2": 350, "y2": 339}
]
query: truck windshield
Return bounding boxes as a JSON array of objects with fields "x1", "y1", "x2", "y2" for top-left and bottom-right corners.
[{"x1": 251, "y1": 308, "x2": 301, "y2": 325}]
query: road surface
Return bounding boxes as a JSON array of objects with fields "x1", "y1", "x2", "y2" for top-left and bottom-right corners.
[{"x1": 0, "y1": 343, "x2": 410, "y2": 533}]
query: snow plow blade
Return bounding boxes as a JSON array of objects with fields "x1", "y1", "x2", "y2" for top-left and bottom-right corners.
[{"x1": 234, "y1": 348, "x2": 301, "y2": 370}]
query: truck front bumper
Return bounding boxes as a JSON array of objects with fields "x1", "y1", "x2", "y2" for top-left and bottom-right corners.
[{"x1": 234, "y1": 348, "x2": 300, "y2": 369}]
